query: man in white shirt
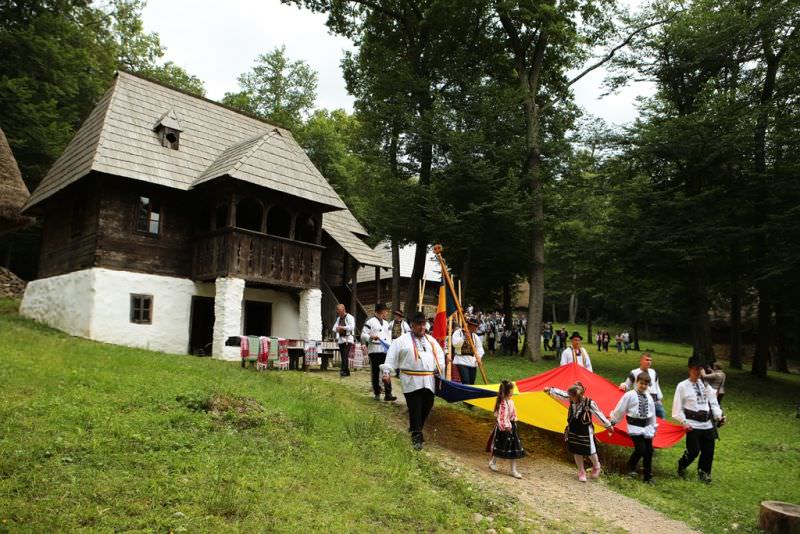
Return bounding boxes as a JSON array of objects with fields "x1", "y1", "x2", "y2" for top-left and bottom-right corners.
[
  {"x1": 452, "y1": 317, "x2": 485, "y2": 385},
  {"x1": 672, "y1": 356, "x2": 726, "y2": 483},
  {"x1": 619, "y1": 353, "x2": 666, "y2": 418},
  {"x1": 361, "y1": 304, "x2": 396, "y2": 401},
  {"x1": 333, "y1": 303, "x2": 355, "y2": 377},
  {"x1": 560, "y1": 332, "x2": 593, "y2": 372},
  {"x1": 381, "y1": 311, "x2": 446, "y2": 450}
]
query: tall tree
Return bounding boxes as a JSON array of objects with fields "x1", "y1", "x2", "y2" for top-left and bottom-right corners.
[{"x1": 222, "y1": 46, "x2": 318, "y2": 130}]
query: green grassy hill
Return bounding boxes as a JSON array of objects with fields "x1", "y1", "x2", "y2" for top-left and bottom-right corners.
[{"x1": 0, "y1": 300, "x2": 525, "y2": 533}]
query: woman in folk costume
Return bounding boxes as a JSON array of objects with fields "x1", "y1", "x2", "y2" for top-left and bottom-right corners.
[
  {"x1": 559, "y1": 331, "x2": 593, "y2": 372},
  {"x1": 610, "y1": 373, "x2": 658, "y2": 483},
  {"x1": 452, "y1": 316, "x2": 485, "y2": 385},
  {"x1": 381, "y1": 311, "x2": 446, "y2": 450},
  {"x1": 487, "y1": 380, "x2": 525, "y2": 478},
  {"x1": 545, "y1": 382, "x2": 613, "y2": 482}
]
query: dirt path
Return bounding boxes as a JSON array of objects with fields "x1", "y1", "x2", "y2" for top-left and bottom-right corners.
[{"x1": 314, "y1": 370, "x2": 697, "y2": 534}]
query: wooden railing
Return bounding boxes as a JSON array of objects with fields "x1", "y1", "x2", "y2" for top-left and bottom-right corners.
[{"x1": 192, "y1": 228, "x2": 323, "y2": 289}]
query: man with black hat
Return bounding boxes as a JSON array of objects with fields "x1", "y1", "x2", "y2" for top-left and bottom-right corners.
[
  {"x1": 672, "y1": 356, "x2": 725, "y2": 483},
  {"x1": 361, "y1": 304, "x2": 396, "y2": 401},
  {"x1": 560, "y1": 331, "x2": 593, "y2": 372},
  {"x1": 381, "y1": 311, "x2": 446, "y2": 450},
  {"x1": 389, "y1": 309, "x2": 410, "y2": 341},
  {"x1": 452, "y1": 317, "x2": 485, "y2": 385}
]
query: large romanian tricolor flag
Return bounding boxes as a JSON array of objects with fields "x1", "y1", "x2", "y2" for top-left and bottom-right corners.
[{"x1": 432, "y1": 274, "x2": 457, "y2": 344}]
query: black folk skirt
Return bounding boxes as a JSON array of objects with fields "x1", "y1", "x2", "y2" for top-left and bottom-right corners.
[
  {"x1": 487, "y1": 422, "x2": 526, "y2": 459},
  {"x1": 566, "y1": 418, "x2": 596, "y2": 456}
]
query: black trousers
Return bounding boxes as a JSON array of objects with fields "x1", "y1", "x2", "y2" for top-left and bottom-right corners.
[
  {"x1": 679, "y1": 427, "x2": 716, "y2": 474},
  {"x1": 455, "y1": 364, "x2": 477, "y2": 385},
  {"x1": 628, "y1": 434, "x2": 654, "y2": 480},
  {"x1": 369, "y1": 353, "x2": 392, "y2": 397},
  {"x1": 338, "y1": 343, "x2": 351, "y2": 375},
  {"x1": 404, "y1": 388, "x2": 434, "y2": 443}
]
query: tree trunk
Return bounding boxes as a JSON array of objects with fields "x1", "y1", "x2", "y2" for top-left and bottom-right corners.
[
  {"x1": 502, "y1": 283, "x2": 512, "y2": 326},
  {"x1": 405, "y1": 240, "x2": 428, "y2": 314},
  {"x1": 461, "y1": 249, "x2": 471, "y2": 305},
  {"x1": 568, "y1": 291, "x2": 578, "y2": 325},
  {"x1": 752, "y1": 35, "x2": 780, "y2": 378},
  {"x1": 690, "y1": 264, "x2": 716, "y2": 364},
  {"x1": 633, "y1": 321, "x2": 641, "y2": 352},
  {"x1": 586, "y1": 307, "x2": 592, "y2": 345},
  {"x1": 391, "y1": 239, "x2": 401, "y2": 312},
  {"x1": 551, "y1": 302, "x2": 558, "y2": 324},
  {"x1": 772, "y1": 301, "x2": 789, "y2": 373},
  {"x1": 729, "y1": 262, "x2": 743, "y2": 369}
]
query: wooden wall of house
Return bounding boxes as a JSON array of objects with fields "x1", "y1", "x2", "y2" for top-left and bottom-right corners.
[
  {"x1": 95, "y1": 176, "x2": 193, "y2": 277},
  {"x1": 356, "y1": 278, "x2": 438, "y2": 308},
  {"x1": 321, "y1": 233, "x2": 346, "y2": 288},
  {"x1": 37, "y1": 178, "x2": 100, "y2": 278}
]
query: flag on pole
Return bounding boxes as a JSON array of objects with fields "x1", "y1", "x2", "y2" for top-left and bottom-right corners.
[{"x1": 432, "y1": 274, "x2": 457, "y2": 344}]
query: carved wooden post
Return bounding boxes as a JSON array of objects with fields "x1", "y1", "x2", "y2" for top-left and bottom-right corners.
[
  {"x1": 261, "y1": 205, "x2": 270, "y2": 234},
  {"x1": 375, "y1": 266, "x2": 380, "y2": 305}
]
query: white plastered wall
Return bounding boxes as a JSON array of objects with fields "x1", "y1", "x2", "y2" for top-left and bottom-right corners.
[
  {"x1": 20, "y1": 269, "x2": 96, "y2": 338},
  {"x1": 243, "y1": 286, "x2": 301, "y2": 339},
  {"x1": 20, "y1": 267, "x2": 321, "y2": 357},
  {"x1": 90, "y1": 268, "x2": 213, "y2": 354},
  {"x1": 21, "y1": 267, "x2": 214, "y2": 354}
]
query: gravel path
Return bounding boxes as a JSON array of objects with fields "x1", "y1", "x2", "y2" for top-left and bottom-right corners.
[{"x1": 314, "y1": 370, "x2": 697, "y2": 534}]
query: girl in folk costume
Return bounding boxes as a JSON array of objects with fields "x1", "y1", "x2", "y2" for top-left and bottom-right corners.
[
  {"x1": 488, "y1": 380, "x2": 525, "y2": 478},
  {"x1": 610, "y1": 373, "x2": 657, "y2": 483},
  {"x1": 545, "y1": 382, "x2": 613, "y2": 482}
]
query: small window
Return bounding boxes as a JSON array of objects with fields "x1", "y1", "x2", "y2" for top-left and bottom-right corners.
[
  {"x1": 159, "y1": 127, "x2": 180, "y2": 150},
  {"x1": 135, "y1": 196, "x2": 161, "y2": 235},
  {"x1": 130, "y1": 294, "x2": 153, "y2": 324}
]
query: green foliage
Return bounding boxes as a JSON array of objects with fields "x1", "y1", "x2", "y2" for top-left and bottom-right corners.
[
  {"x1": 0, "y1": 301, "x2": 528, "y2": 532},
  {"x1": 0, "y1": 0, "x2": 205, "y2": 191},
  {"x1": 222, "y1": 46, "x2": 318, "y2": 130}
]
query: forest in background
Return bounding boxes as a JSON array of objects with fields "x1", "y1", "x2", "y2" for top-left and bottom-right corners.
[{"x1": 1, "y1": 0, "x2": 798, "y2": 373}]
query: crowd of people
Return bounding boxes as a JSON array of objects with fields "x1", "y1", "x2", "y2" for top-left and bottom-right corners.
[{"x1": 333, "y1": 303, "x2": 728, "y2": 485}]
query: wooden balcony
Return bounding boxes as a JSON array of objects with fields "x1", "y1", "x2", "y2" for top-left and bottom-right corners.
[{"x1": 192, "y1": 228, "x2": 323, "y2": 289}]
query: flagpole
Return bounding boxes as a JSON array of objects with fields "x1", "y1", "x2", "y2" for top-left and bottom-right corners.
[
  {"x1": 446, "y1": 314, "x2": 453, "y2": 380},
  {"x1": 432, "y1": 244, "x2": 488, "y2": 384}
]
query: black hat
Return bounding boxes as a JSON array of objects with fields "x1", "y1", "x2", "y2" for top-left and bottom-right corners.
[
  {"x1": 410, "y1": 311, "x2": 427, "y2": 324},
  {"x1": 569, "y1": 331, "x2": 583, "y2": 340},
  {"x1": 375, "y1": 303, "x2": 388, "y2": 313},
  {"x1": 393, "y1": 309, "x2": 405, "y2": 318},
  {"x1": 687, "y1": 356, "x2": 704, "y2": 368},
  {"x1": 467, "y1": 317, "x2": 480, "y2": 327}
]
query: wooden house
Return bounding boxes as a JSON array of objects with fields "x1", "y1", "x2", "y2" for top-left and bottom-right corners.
[
  {"x1": 19, "y1": 71, "x2": 388, "y2": 359},
  {"x1": 356, "y1": 242, "x2": 440, "y2": 316}
]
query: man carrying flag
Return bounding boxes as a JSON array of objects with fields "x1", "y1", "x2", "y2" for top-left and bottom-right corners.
[{"x1": 452, "y1": 317, "x2": 485, "y2": 385}]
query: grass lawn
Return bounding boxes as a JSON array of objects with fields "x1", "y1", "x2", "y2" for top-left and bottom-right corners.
[
  {"x1": 481, "y1": 323, "x2": 800, "y2": 534},
  {"x1": 0, "y1": 299, "x2": 529, "y2": 533}
]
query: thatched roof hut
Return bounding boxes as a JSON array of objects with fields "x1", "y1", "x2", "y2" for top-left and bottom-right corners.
[{"x1": 0, "y1": 127, "x2": 33, "y2": 234}]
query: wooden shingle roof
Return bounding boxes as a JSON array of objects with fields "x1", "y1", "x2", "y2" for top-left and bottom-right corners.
[
  {"x1": 323, "y1": 210, "x2": 389, "y2": 267},
  {"x1": 0, "y1": 126, "x2": 33, "y2": 233},
  {"x1": 24, "y1": 71, "x2": 385, "y2": 265},
  {"x1": 24, "y1": 71, "x2": 344, "y2": 211}
]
